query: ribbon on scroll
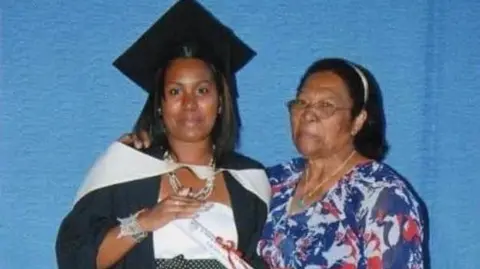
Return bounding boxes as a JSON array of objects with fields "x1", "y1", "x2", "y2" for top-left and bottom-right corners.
[
  {"x1": 215, "y1": 237, "x2": 250, "y2": 269},
  {"x1": 173, "y1": 207, "x2": 253, "y2": 269}
]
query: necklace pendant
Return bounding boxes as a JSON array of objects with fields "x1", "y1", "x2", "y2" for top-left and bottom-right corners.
[
  {"x1": 164, "y1": 150, "x2": 216, "y2": 201},
  {"x1": 297, "y1": 198, "x2": 305, "y2": 209}
]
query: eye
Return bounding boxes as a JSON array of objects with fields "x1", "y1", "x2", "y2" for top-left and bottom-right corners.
[
  {"x1": 287, "y1": 99, "x2": 306, "y2": 110},
  {"x1": 318, "y1": 101, "x2": 335, "y2": 109},
  {"x1": 197, "y1": 87, "x2": 209, "y2": 95},
  {"x1": 315, "y1": 101, "x2": 338, "y2": 116},
  {"x1": 167, "y1": 87, "x2": 181, "y2": 96},
  {"x1": 297, "y1": 99, "x2": 305, "y2": 103},
  {"x1": 296, "y1": 99, "x2": 308, "y2": 106}
]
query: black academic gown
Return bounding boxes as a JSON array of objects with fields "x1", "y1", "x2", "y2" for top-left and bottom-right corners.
[{"x1": 55, "y1": 146, "x2": 268, "y2": 269}]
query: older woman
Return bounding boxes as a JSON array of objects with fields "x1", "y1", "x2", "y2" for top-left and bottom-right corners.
[
  {"x1": 55, "y1": 1, "x2": 269, "y2": 269},
  {"x1": 257, "y1": 58, "x2": 424, "y2": 268}
]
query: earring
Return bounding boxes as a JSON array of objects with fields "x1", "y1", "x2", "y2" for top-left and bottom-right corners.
[
  {"x1": 157, "y1": 108, "x2": 162, "y2": 115},
  {"x1": 217, "y1": 106, "x2": 222, "y2": 114}
]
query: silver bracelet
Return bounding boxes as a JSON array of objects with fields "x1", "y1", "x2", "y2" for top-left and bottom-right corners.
[{"x1": 117, "y1": 211, "x2": 147, "y2": 243}]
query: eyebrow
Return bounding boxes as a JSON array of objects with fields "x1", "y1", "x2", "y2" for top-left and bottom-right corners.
[
  {"x1": 298, "y1": 92, "x2": 338, "y2": 99},
  {"x1": 165, "y1": 79, "x2": 214, "y2": 86},
  {"x1": 196, "y1": 79, "x2": 214, "y2": 84},
  {"x1": 300, "y1": 86, "x2": 339, "y2": 93},
  {"x1": 299, "y1": 86, "x2": 347, "y2": 98}
]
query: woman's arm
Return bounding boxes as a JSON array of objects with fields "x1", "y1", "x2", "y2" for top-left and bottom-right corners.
[
  {"x1": 56, "y1": 188, "x2": 119, "y2": 269},
  {"x1": 56, "y1": 187, "x2": 202, "y2": 269},
  {"x1": 95, "y1": 214, "x2": 146, "y2": 269}
]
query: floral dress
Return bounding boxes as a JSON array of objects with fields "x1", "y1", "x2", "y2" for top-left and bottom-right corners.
[{"x1": 258, "y1": 159, "x2": 424, "y2": 269}]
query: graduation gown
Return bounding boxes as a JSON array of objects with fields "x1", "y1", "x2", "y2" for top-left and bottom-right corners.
[{"x1": 55, "y1": 142, "x2": 270, "y2": 269}]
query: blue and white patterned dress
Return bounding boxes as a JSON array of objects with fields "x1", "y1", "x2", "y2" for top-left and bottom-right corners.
[{"x1": 258, "y1": 158, "x2": 424, "y2": 269}]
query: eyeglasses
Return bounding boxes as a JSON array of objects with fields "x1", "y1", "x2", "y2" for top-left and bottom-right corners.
[{"x1": 286, "y1": 99, "x2": 351, "y2": 119}]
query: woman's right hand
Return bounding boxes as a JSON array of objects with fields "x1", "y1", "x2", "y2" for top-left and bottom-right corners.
[
  {"x1": 118, "y1": 129, "x2": 152, "y2": 149},
  {"x1": 138, "y1": 188, "x2": 205, "y2": 232}
]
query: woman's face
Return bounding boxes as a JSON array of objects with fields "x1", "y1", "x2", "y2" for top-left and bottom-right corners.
[
  {"x1": 290, "y1": 71, "x2": 364, "y2": 158},
  {"x1": 161, "y1": 58, "x2": 220, "y2": 143}
]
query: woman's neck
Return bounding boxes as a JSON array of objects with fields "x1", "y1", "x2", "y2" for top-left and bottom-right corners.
[
  {"x1": 305, "y1": 146, "x2": 357, "y2": 183},
  {"x1": 167, "y1": 138, "x2": 214, "y2": 165}
]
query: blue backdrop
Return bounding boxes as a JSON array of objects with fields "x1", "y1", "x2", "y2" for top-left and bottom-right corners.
[{"x1": 1, "y1": 0, "x2": 480, "y2": 268}]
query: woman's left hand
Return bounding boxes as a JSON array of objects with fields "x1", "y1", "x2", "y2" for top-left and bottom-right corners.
[{"x1": 118, "y1": 130, "x2": 151, "y2": 149}]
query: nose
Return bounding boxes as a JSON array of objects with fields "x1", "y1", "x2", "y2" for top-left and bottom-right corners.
[
  {"x1": 300, "y1": 107, "x2": 318, "y2": 123},
  {"x1": 182, "y1": 93, "x2": 198, "y2": 110}
]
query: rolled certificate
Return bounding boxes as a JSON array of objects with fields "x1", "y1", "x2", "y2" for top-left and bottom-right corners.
[{"x1": 173, "y1": 206, "x2": 253, "y2": 269}]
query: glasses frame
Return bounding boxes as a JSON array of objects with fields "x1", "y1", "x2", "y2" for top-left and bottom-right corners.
[{"x1": 286, "y1": 99, "x2": 351, "y2": 119}]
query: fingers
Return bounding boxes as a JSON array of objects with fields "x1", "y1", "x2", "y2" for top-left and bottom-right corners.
[
  {"x1": 138, "y1": 130, "x2": 152, "y2": 148},
  {"x1": 117, "y1": 133, "x2": 145, "y2": 149},
  {"x1": 142, "y1": 195, "x2": 207, "y2": 230},
  {"x1": 173, "y1": 210, "x2": 201, "y2": 219},
  {"x1": 166, "y1": 195, "x2": 200, "y2": 204},
  {"x1": 172, "y1": 202, "x2": 205, "y2": 219},
  {"x1": 162, "y1": 196, "x2": 204, "y2": 217},
  {"x1": 143, "y1": 195, "x2": 211, "y2": 230},
  {"x1": 177, "y1": 187, "x2": 191, "y2": 197},
  {"x1": 166, "y1": 196, "x2": 204, "y2": 207},
  {"x1": 118, "y1": 133, "x2": 133, "y2": 144},
  {"x1": 132, "y1": 134, "x2": 143, "y2": 149}
]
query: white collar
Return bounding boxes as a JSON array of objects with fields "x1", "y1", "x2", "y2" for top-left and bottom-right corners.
[{"x1": 74, "y1": 142, "x2": 271, "y2": 206}]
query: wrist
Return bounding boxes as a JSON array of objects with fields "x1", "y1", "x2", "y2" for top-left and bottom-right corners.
[
  {"x1": 136, "y1": 208, "x2": 152, "y2": 232},
  {"x1": 117, "y1": 209, "x2": 148, "y2": 243}
]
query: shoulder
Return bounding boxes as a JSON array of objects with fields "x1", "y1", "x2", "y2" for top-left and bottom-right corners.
[
  {"x1": 141, "y1": 145, "x2": 165, "y2": 159},
  {"x1": 73, "y1": 175, "x2": 158, "y2": 209},
  {"x1": 351, "y1": 161, "x2": 422, "y2": 215},
  {"x1": 351, "y1": 161, "x2": 404, "y2": 186},
  {"x1": 221, "y1": 152, "x2": 271, "y2": 205},
  {"x1": 266, "y1": 157, "x2": 305, "y2": 186},
  {"x1": 352, "y1": 161, "x2": 409, "y2": 188},
  {"x1": 351, "y1": 162, "x2": 425, "y2": 244}
]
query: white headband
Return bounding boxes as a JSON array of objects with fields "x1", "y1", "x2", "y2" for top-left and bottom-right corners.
[{"x1": 349, "y1": 63, "x2": 369, "y2": 104}]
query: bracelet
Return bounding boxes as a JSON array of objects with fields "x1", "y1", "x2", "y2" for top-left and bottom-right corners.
[{"x1": 117, "y1": 211, "x2": 147, "y2": 243}]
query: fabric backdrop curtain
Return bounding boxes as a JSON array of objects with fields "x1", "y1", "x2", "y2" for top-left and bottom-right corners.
[{"x1": 1, "y1": 0, "x2": 479, "y2": 268}]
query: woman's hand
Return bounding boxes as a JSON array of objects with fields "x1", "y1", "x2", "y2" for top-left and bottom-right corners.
[
  {"x1": 118, "y1": 130, "x2": 152, "y2": 149},
  {"x1": 138, "y1": 188, "x2": 204, "y2": 232}
]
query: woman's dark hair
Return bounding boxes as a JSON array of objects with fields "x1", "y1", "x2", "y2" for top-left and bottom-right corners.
[
  {"x1": 136, "y1": 42, "x2": 239, "y2": 160},
  {"x1": 295, "y1": 58, "x2": 389, "y2": 161}
]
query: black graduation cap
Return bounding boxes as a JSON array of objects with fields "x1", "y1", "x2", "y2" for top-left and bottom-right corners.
[{"x1": 113, "y1": 0, "x2": 256, "y2": 96}]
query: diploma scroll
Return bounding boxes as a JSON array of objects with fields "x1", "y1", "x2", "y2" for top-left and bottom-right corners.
[{"x1": 174, "y1": 212, "x2": 252, "y2": 269}]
